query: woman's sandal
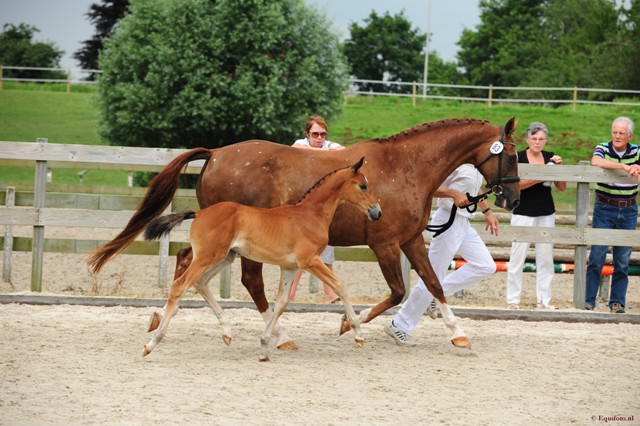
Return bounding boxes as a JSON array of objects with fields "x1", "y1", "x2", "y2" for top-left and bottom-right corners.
[{"x1": 507, "y1": 303, "x2": 520, "y2": 310}]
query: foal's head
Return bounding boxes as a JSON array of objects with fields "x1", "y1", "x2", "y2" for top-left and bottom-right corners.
[{"x1": 341, "y1": 157, "x2": 382, "y2": 221}]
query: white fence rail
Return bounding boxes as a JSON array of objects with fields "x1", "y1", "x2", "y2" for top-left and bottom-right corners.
[
  {"x1": 346, "y1": 79, "x2": 640, "y2": 108},
  {"x1": 1, "y1": 141, "x2": 639, "y2": 308}
]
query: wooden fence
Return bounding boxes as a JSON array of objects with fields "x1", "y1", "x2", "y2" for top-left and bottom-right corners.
[
  {"x1": 3, "y1": 66, "x2": 640, "y2": 106},
  {"x1": 1, "y1": 140, "x2": 639, "y2": 308}
]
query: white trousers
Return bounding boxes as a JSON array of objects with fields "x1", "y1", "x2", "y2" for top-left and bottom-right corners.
[
  {"x1": 506, "y1": 213, "x2": 555, "y2": 306},
  {"x1": 394, "y1": 209, "x2": 496, "y2": 334}
]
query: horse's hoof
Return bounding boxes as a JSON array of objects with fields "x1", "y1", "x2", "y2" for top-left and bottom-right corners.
[
  {"x1": 222, "y1": 334, "x2": 232, "y2": 346},
  {"x1": 277, "y1": 340, "x2": 298, "y2": 351},
  {"x1": 147, "y1": 312, "x2": 161, "y2": 332},
  {"x1": 142, "y1": 346, "x2": 150, "y2": 357},
  {"x1": 259, "y1": 354, "x2": 270, "y2": 362},
  {"x1": 339, "y1": 314, "x2": 352, "y2": 335},
  {"x1": 355, "y1": 338, "x2": 365, "y2": 348},
  {"x1": 451, "y1": 336, "x2": 472, "y2": 349}
]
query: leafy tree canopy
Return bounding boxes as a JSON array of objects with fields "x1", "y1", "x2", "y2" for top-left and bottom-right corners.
[
  {"x1": 74, "y1": 0, "x2": 130, "y2": 75},
  {"x1": 345, "y1": 11, "x2": 437, "y2": 93},
  {"x1": 98, "y1": 0, "x2": 347, "y2": 150},
  {"x1": 0, "y1": 23, "x2": 65, "y2": 79},
  {"x1": 457, "y1": 0, "x2": 638, "y2": 94},
  {"x1": 457, "y1": 0, "x2": 546, "y2": 88}
]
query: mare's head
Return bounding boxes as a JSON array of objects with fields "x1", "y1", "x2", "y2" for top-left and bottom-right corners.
[
  {"x1": 340, "y1": 157, "x2": 382, "y2": 221},
  {"x1": 473, "y1": 117, "x2": 520, "y2": 211}
]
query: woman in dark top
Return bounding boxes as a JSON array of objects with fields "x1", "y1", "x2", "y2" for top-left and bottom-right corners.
[{"x1": 506, "y1": 122, "x2": 566, "y2": 310}]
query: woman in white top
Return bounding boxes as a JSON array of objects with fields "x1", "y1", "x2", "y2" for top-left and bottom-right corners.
[{"x1": 289, "y1": 114, "x2": 343, "y2": 303}]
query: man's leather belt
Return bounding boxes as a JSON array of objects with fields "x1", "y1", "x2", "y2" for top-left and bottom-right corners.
[{"x1": 596, "y1": 194, "x2": 637, "y2": 208}]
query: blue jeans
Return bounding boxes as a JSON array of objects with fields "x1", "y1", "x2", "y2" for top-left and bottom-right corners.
[{"x1": 586, "y1": 201, "x2": 638, "y2": 308}]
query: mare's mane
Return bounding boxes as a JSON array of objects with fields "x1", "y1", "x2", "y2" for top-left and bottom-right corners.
[
  {"x1": 372, "y1": 118, "x2": 491, "y2": 143},
  {"x1": 295, "y1": 163, "x2": 354, "y2": 204}
]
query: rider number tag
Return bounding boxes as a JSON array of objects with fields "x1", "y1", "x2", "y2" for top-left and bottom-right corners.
[{"x1": 489, "y1": 141, "x2": 504, "y2": 154}]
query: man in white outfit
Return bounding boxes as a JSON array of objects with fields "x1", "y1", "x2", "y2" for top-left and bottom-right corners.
[{"x1": 385, "y1": 164, "x2": 499, "y2": 346}]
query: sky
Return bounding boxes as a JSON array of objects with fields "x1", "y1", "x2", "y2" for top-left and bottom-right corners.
[{"x1": 2, "y1": 0, "x2": 481, "y2": 72}]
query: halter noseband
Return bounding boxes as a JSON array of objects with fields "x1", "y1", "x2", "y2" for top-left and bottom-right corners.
[
  {"x1": 474, "y1": 125, "x2": 520, "y2": 196},
  {"x1": 426, "y1": 126, "x2": 520, "y2": 238}
]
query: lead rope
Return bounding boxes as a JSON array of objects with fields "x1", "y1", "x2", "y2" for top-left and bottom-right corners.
[{"x1": 425, "y1": 191, "x2": 490, "y2": 238}]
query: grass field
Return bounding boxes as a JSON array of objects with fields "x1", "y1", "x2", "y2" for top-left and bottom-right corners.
[{"x1": 1, "y1": 83, "x2": 639, "y2": 196}]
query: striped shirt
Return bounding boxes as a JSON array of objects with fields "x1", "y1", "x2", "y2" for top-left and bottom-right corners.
[{"x1": 592, "y1": 141, "x2": 640, "y2": 201}]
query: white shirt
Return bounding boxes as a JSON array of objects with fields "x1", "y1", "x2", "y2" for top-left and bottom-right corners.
[
  {"x1": 436, "y1": 164, "x2": 483, "y2": 219},
  {"x1": 293, "y1": 138, "x2": 343, "y2": 150}
]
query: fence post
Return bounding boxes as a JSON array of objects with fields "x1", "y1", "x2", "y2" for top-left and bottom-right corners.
[
  {"x1": 572, "y1": 87, "x2": 578, "y2": 111},
  {"x1": 599, "y1": 275, "x2": 610, "y2": 301},
  {"x1": 573, "y1": 160, "x2": 590, "y2": 308},
  {"x1": 309, "y1": 274, "x2": 319, "y2": 294},
  {"x1": 219, "y1": 265, "x2": 231, "y2": 298},
  {"x1": 412, "y1": 81, "x2": 416, "y2": 107},
  {"x1": 3, "y1": 186, "x2": 15, "y2": 283},
  {"x1": 488, "y1": 84, "x2": 493, "y2": 108},
  {"x1": 157, "y1": 203, "x2": 172, "y2": 288},
  {"x1": 0, "y1": 65, "x2": 3, "y2": 91},
  {"x1": 66, "y1": 69, "x2": 72, "y2": 93},
  {"x1": 401, "y1": 253, "x2": 411, "y2": 302},
  {"x1": 31, "y1": 138, "x2": 48, "y2": 292}
]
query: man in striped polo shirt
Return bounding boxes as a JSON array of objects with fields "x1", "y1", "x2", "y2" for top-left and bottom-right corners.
[{"x1": 586, "y1": 117, "x2": 639, "y2": 313}]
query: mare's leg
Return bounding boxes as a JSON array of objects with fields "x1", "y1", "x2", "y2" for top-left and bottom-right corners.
[
  {"x1": 400, "y1": 235, "x2": 470, "y2": 349},
  {"x1": 242, "y1": 258, "x2": 296, "y2": 350},
  {"x1": 349, "y1": 242, "x2": 406, "y2": 327},
  {"x1": 174, "y1": 246, "x2": 193, "y2": 279},
  {"x1": 260, "y1": 268, "x2": 297, "y2": 361},
  {"x1": 192, "y1": 252, "x2": 237, "y2": 346},
  {"x1": 302, "y1": 258, "x2": 364, "y2": 347}
]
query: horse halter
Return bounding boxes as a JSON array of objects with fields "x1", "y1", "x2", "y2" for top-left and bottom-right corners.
[
  {"x1": 474, "y1": 126, "x2": 520, "y2": 198},
  {"x1": 427, "y1": 126, "x2": 520, "y2": 238}
]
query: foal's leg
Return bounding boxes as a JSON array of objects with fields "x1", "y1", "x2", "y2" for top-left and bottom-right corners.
[
  {"x1": 260, "y1": 268, "x2": 297, "y2": 362},
  {"x1": 143, "y1": 264, "x2": 205, "y2": 356},
  {"x1": 192, "y1": 252, "x2": 236, "y2": 346},
  {"x1": 147, "y1": 251, "x2": 236, "y2": 340},
  {"x1": 147, "y1": 246, "x2": 195, "y2": 332},
  {"x1": 401, "y1": 236, "x2": 470, "y2": 349},
  {"x1": 242, "y1": 258, "x2": 296, "y2": 350},
  {"x1": 143, "y1": 253, "x2": 229, "y2": 356},
  {"x1": 303, "y1": 258, "x2": 364, "y2": 347}
]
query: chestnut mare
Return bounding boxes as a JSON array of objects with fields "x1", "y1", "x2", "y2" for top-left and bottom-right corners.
[
  {"x1": 87, "y1": 117, "x2": 520, "y2": 350},
  {"x1": 137, "y1": 158, "x2": 381, "y2": 361}
]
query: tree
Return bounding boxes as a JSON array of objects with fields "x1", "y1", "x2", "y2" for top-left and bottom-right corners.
[
  {"x1": 97, "y1": 0, "x2": 347, "y2": 151},
  {"x1": 594, "y1": 0, "x2": 640, "y2": 92},
  {"x1": 343, "y1": 11, "x2": 427, "y2": 93},
  {"x1": 73, "y1": 0, "x2": 130, "y2": 78},
  {"x1": 524, "y1": 0, "x2": 621, "y2": 95},
  {"x1": 457, "y1": 0, "x2": 546, "y2": 88},
  {"x1": 0, "y1": 23, "x2": 65, "y2": 79},
  {"x1": 456, "y1": 0, "x2": 637, "y2": 98}
]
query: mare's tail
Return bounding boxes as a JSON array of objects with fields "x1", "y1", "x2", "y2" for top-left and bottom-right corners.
[
  {"x1": 86, "y1": 148, "x2": 212, "y2": 273},
  {"x1": 144, "y1": 211, "x2": 196, "y2": 241}
]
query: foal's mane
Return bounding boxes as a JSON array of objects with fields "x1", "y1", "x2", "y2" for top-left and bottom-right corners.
[
  {"x1": 295, "y1": 163, "x2": 354, "y2": 204},
  {"x1": 372, "y1": 118, "x2": 491, "y2": 143}
]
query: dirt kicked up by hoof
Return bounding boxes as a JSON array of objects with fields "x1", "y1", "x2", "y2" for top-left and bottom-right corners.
[{"x1": 451, "y1": 336, "x2": 472, "y2": 349}]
